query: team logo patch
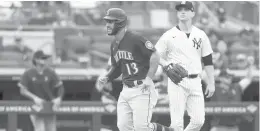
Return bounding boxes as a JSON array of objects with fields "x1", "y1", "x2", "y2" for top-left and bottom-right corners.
[
  {"x1": 192, "y1": 38, "x2": 202, "y2": 49},
  {"x1": 145, "y1": 41, "x2": 154, "y2": 50}
]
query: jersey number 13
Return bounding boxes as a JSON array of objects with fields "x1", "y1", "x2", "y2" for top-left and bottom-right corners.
[{"x1": 125, "y1": 62, "x2": 138, "y2": 75}]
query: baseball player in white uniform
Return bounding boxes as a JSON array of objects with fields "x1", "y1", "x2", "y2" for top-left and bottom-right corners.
[{"x1": 155, "y1": 1, "x2": 215, "y2": 131}]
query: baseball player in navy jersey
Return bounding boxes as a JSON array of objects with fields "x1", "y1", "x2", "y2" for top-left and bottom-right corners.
[
  {"x1": 155, "y1": 1, "x2": 215, "y2": 131},
  {"x1": 97, "y1": 8, "x2": 177, "y2": 131},
  {"x1": 18, "y1": 50, "x2": 64, "y2": 131}
]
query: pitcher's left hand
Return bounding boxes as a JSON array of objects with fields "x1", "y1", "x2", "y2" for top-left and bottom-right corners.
[{"x1": 205, "y1": 83, "x2": 215, "y2": 98}]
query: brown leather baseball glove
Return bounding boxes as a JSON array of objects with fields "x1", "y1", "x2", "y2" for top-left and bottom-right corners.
[{"x1": 163, "y1": 63, "x2": 188, "y2": 84}]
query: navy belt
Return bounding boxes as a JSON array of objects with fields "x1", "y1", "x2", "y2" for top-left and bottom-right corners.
[
  {"x1": 187, "y1": 74, "x2": 198, "y2": 79},
  {"x1": 124, "y1": 80, "x2": 143, "y2": 88}
]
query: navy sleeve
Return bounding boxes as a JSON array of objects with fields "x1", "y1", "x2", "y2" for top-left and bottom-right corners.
[
  {"x1": 137, "y1": 36, "x2": 156, "y2": 57},
  {"x1": 107, "y1": 65, "x2": 122, "y2": 81},
  {"x1": 19, "y1": 70, "x2": 30, "y2": 88},
  {"x1": 107, "y1": 42, "x2": 122, "y2": 81}
]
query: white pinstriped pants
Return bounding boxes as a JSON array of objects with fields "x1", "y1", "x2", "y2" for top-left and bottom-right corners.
[
  {"x1": 117, "y1": 82, "x2": 158, "y2": 131},
  {"x1": 168, "y1": 77, "x2": 205, "y2": 131}
]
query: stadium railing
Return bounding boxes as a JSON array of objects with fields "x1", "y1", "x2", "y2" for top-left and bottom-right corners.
[{"x1": 1, "y1": 101, "x2": 258, "y2": 131}]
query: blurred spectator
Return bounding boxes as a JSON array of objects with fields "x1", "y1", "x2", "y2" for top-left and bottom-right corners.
[
  {"x1": 216, "y1": 40, "x2": 227, "y2": 55},
  {"x1": 212, "y1": 52, "x2": 228, "y2": 70},
  {"x1": 213, "y1": 40, "x2": 229, "y2": 70},
  {"x1": 54, "y1": 35, "x2": 92, "y2": 67},
  {"x1": 229, "y1": 27, "x2": 256, "y2": 65},
  {"x1": 239, "y1": 27, "x2": 255, "y2": 42},
  {"x1": 3, "y1": 36, "x2": 33, "y2": 61},
  {"x1": 208, "y1": 30, "x2": 229, "y2": 70},
  {"x1": 216, "y1": 7, "x2": 226, "y2": 28},
  {"x1": 210, "y1": 63, "x2": 254, "y2": 131},
  {"x1": 208, "y1": 31, "x2": 221, "y2": 51},
  {"x1": 229, "y1": 54, "x2": 256, "y2": 70},
  {"x1": 235, "y1": 54, "x2": 249, "y2": 70}
]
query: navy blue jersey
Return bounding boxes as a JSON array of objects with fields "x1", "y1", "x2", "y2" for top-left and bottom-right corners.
[
  {"x1": 19, "y1": 67, "x2": 62, "y2": 101},
  {"x1": 110, "y1": 30, "x2": 155, "y2": 83}
]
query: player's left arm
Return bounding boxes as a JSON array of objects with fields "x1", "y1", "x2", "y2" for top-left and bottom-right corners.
[
  {"x1": 202, "y1": 32, "x2": 215, "y2": 98},
  {"x1": 140, "y1": 39, "x2": 160, "y2": 79},
  {"x1": 147, "y1": 50, "x2": 160, "y2": 79},
  {"x1": 50, "y1": 69, "x2": 64, "y2": 100}
]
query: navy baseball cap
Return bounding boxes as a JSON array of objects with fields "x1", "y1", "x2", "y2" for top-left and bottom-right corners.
[
  {"x1": 175, "y1": 1, "x2": 194, "y2": 12},
  {"x1": 33, "y1": 50, "x2": 50, "y2": 59},
  {"x1": 103, "y1": 8, "x2": 127, "y2": 21}
]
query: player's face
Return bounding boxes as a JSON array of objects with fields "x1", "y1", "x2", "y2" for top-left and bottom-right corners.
[
  {"x1": 177, "y1": 7, "x2": 195, "y2": 21},
  {"x1": 105, "y1": 19, "x2": 116, "y2": 35}
]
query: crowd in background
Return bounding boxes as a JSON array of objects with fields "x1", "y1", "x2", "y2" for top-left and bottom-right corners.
[
  {"x1": 0, "y1": 1, "x2": 258, "y2": 67},
  {"x1": 0, "y1": 1, "x2": 257, "y2": 99}
]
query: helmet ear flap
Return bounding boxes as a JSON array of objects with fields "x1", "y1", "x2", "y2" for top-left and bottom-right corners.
[{"x1": 116, "y1": 18, "x2": 127, "y2": 28}]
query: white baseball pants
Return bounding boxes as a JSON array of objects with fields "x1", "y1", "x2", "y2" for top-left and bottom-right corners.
[
  {"x1": 117, "y1": 82, "x2": 158, "y2": 131},
  {"x1": 168, "y1": 77, "x2": 205, "y2": 131},
  {"x1": 30, "y1": 114, "x2": 56, "y2": 131}
]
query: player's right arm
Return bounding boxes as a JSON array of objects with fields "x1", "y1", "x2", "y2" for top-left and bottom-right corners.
[
  {"x1": 105, "y1": 57, "x2": 122, "y2": 82},
  {"x1": 201, "y1": 31, "x2": 215, "y2": 98},
  {"x1": 17, "y1": 70, "x2": 44, "y2": 103},
  {"x1": 155, "y1": 33, "x2": 169, "y2": 67},
  {"x1": 98, "y1": 57, "x2": 121, "y2": 86}
]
